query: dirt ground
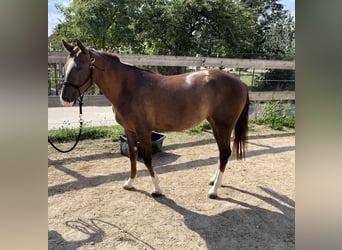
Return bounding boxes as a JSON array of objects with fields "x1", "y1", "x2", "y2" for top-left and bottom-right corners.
[{"x1": 48, "y1": 125, "x2": 295, "y2": 250}]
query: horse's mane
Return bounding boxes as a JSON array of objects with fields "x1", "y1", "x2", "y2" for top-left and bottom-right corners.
[
  {"x1": 96, "y1": 50, "x2": 155, "y2": 74},
  {"x1": 99, "y1": 51, "x2": 121, "y2": 63}
]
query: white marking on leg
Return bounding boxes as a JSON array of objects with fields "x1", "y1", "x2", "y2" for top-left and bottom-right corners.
[
  {"x1": 123, "y1": 177, "x2": 135, "y2": 190},
  {"x1": 209, "y1": 168, "x2": 219, "y2": 185},
  {"x1": 151, "y1": 174, "x2": 162, "y2": 195},
  {"x1": 208, "y1": 170, "x2": 223, "y2": 198}
]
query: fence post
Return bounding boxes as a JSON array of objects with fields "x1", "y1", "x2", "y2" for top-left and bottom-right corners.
[
  {"x1": 54, "y1": 64, "x2": 58, "y2": 96},
  {"x1": 251, "y1": 68, "x2": 255, "y2": 88}
]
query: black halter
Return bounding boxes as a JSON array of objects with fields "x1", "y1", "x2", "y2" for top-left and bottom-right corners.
[{"x1": 62, "y1": 57, "x2": 96, "y2": 100}]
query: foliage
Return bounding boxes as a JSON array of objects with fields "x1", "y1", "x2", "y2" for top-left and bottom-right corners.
[
  {"x1": 146, "y1": 0, "x2": 258, "y2": 57},
  {"x1": 49, "y1": 0, "x2": 294, "y2": 60},
  {"x1": 52, "y1": 0, "x2": 124, "y2": 49},
  {"x1": 251, "y1": 100, "x2": 295, "y2": 130},
  {"x1": 252, "y1": 69, "x2": 295, "y2": 91},
  {"x1": 48, "y1": 0, "x2": 296, "y2": 96},
  {"x1": 239, "y1": 0, "x2": 295, "y2": 59},
  {"x1": 189, "y1": 120, "x2": 212, "y2": 133}
]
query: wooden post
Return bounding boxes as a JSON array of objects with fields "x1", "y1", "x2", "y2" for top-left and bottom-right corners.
[
  {"x1": 54, "y1": 63, "x2": 58, "y2": 96},
  {"x1": 48, "y1": 67, "x2": 51, "y2": 95},
  {"x1": 251, "y1": 68, "x2": 255, "y2": 89}
]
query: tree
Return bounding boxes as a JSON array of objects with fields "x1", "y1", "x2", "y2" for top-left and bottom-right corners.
[
  {"x1": 240, "y1": 0, "x2": 295, "y2": 59},
  {"x1": 54, "y1": 0, "x2": 117, "y2": 49},
  {"x1": 49, "y1": 0, "x2": 294, "y2": 60},
  {"x1": 51, "y1": 0, "x2": 142, "y2": 50},
  {"x1": 238, "y1": 0, "x2": 295, "y2": 91},
  {"x1": 134, "y1": 0, "x2": 257, "y2": 57},
  {"x1": 263, "y1": 13, "x2": 295, "y2": 59},
  {"x1": 203, "y1": 0, "x2": 257, "y2": 57}
]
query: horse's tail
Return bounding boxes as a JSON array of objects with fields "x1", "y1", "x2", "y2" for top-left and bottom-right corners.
[{"x1": 232, "y1": 91, "x2": 249, "y2": 160}]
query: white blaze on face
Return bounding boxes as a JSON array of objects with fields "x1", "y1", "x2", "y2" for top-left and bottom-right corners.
[
  {"x1": 60, "y1": 58, "x2": 77, "y2": 106},
  {"x1": 65, "y1": 58, "x2": 77, "y2": 81},
  {"x1": 185, "y1": 70, "x2": 209, "y2": 86}
]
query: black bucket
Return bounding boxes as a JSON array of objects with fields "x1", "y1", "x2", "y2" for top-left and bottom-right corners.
[{"x1": 120, "y1": 131, "x2": 166, "y2": 157}]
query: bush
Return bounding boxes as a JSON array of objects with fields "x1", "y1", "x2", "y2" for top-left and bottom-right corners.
[
  {"x1": 252, "y1": 100, "x2": 295, "y2": 130},
  {"x1": 189, "y1": 120, "x2": 212, "y2": 133}
]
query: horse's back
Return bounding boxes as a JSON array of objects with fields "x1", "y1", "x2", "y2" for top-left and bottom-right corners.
[{"x1": 159, "y1": 69, "x2": 246, "y2": 94}]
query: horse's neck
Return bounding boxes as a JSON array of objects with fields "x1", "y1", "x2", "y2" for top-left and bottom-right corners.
[{"x1": 93, "y1": 56, "x2": 125, "y2": 107}]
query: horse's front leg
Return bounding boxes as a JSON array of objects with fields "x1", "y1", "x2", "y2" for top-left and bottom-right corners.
[
  {"x1": 123, "y1": 130, "x2": 138, "y2": 190},
  {"x1": 139, "y1": 132, "x2": 163, "y2": 196}
]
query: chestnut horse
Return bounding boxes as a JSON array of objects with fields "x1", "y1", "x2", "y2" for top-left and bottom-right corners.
[{"x1": 60, "y1": 39, "x2": 249, "y2": 198}]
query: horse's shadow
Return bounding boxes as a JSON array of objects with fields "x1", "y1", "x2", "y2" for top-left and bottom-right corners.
[
  {"x1": 48, "y1": 186, "x2": 294, "y2": 249},
  {"x1": 136, "y1": 186, "x2": 295, "y2": 249}
]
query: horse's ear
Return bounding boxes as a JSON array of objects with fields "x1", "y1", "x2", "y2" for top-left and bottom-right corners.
[
  {"x1": 76, "y1": 39, "x2": 88, "y2": 54},
  {"x1": 62, "y1": 40, "x2": 74, "y2": 53}
]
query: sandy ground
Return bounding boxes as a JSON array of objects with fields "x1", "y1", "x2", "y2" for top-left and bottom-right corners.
[{"x1": 48, "y1": 125, "x2": 295, "y2": 249}]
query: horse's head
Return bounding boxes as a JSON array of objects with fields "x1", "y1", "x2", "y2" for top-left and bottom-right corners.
[{"x1": 60, "y1": 39, "x2": 94, "y2": 106}]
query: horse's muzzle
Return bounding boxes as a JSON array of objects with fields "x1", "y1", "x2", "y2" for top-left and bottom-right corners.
[
  {"x1": 60, "y1": 95, "x2": 76, "y2": 107},
  {"x1": 60, "y1": 81, "x2": 81, "y2": 106},
  {"x1": 60, "y1": 90, "x2": 77, "y2": 107}
]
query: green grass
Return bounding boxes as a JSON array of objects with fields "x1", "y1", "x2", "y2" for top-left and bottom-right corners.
[
  {"x1": 48, "y1": 125, "x2": 124, "y2": 143},
  {"x1": 48, "y1": 122, "x2": 213, "y2": 143},
  {"x1": 239, "y1": 74, "x2": 254, "y2": 86}
]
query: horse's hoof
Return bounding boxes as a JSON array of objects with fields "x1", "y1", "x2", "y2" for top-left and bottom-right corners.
[
  {"x1": 151, "y1": 191, "x2": 163, "y2": 197},
  {"x1": 123, "y1": 178, "x2": 135, "y2": 190},
  {"x1": 123, "y1": 185, "x2": 135, "y2": 191},
  {"x1": 208, "y1": 192, "x2": 218, "y2": 199}
]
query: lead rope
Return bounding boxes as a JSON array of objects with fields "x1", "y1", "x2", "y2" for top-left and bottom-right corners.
[
  {"x1": 48, "y1": 56, "x2": 102, "y2": 153},
  {"x1": 48, "y1": 94, "x2": 84, "y2": 153}
]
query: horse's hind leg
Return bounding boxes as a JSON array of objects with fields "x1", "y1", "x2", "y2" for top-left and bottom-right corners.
[
  {"x1": 139, "y1": 132, "x2": 163, "y2": 196},
  {"x1": 207, "y1": 121, "x2": 232, "y2": 198},
  {"x1": 123, "y1": 130, "x2": 138, "y2": 190}
]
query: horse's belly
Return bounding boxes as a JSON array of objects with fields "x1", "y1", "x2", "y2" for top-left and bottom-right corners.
[{"x1": 153, "y1": 108, "x2": 207, "y2": 132}]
